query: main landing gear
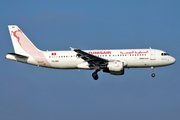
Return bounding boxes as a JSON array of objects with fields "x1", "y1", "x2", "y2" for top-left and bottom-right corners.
[
  {"x1": 151, "y1": 67, "x2": 155, "y2": 77},
  {"x1": 92, "y1": 70, "x2": 100, "y2": 80}
]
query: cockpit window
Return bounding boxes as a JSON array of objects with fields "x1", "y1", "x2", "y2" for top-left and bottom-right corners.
[{"x1": 161, "y1": 53, "x2": 169, "y2": 56}]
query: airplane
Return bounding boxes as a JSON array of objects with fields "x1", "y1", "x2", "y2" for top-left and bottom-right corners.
[{"x1": 5, "y1": 25, "x2": 176, "y2": 80}]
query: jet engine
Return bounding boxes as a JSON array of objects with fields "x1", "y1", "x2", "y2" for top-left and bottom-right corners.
[{"x1": 103, "y1": 61, "x2": 124, "y2": 75}]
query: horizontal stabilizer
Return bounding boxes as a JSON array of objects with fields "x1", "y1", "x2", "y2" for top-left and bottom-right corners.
[{"x1": 7, "y1": 52, "x2": 29, "y2": 58}]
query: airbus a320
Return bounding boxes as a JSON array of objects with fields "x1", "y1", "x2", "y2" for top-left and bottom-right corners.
[{"x1": 6, "y1": 25, "x2": 176, "y2": 80}]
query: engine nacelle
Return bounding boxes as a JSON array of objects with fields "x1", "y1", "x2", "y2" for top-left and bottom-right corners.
[
  {"x1": 103, "y1": 61, "x2": 124, "y2": 75},
  {"x1": 108, "y1": 61, "x2": 124, "y2": 71}
]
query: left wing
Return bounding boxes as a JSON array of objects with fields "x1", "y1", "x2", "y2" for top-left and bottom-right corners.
[{"x1": 70, "y1": 47, "x2": 108, "y2": 67}]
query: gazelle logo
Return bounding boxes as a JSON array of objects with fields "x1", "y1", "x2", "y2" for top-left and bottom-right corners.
[{"x1": 11, "y1": 29, "x2": 22, "y2": 46}]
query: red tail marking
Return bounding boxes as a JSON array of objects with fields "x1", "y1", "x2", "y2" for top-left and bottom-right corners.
[{"x1": 11, "y1": 29, "x2": 22, "y2": 46}]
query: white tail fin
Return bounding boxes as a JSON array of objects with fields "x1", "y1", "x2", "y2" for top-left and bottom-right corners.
[{"x1": 8, "y1": 25, "x2": 40, "y2": 53}]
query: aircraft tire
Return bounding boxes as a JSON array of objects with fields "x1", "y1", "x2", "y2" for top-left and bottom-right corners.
[
  {"x1": 151, "y1": 73, "x2": 155, "y2": 77},
  {"x1": 92, "y1": 72, "x2": 99, "y2": 80}
]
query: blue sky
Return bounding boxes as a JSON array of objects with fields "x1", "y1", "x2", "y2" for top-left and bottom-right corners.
[{"x1": 0, "y1": 0, "x2": 180, "y2": 120}]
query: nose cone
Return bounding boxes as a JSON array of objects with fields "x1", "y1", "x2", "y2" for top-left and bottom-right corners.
[{"x1": 170, "y1": 56, "x2": 176, "y2": 65}]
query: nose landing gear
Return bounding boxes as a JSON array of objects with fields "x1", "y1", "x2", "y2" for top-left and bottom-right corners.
[{"x1": 151, "y1": 67, "x2": 155, "y2": 77}]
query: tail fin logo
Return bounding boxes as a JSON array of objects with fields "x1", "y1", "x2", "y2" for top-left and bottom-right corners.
[{"x1": 11, "y1": 29, "x2": 22, "y2": 46}]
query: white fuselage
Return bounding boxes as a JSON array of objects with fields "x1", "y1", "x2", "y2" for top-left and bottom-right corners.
[{"x1": 6, "y1": 48, "x2": 175, "y2": 69}]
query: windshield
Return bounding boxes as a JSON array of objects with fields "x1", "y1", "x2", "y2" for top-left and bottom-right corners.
[{"x1": 161, "y1": 53, "x2": 169, "y2": 56}]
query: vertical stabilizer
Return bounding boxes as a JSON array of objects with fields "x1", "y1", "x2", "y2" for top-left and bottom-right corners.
[{"x1": 8, "y1": 25, "x2": 40, "y2": 53}]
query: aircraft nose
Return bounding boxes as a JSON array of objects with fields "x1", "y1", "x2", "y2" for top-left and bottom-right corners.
[{"x1": 170, "y1": 56, "x2": 176, "y2": 64}]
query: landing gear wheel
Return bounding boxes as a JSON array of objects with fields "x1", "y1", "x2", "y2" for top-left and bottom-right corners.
[
  {"x1": 151, "y1": 67, "x2": 155, "y2": 78},
  {"x1": 92, "y1": 72, "x2": 99, "y2": 80},
  {"x1": 151, "y1": 73, "x2": 155, "y2": 77}
]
